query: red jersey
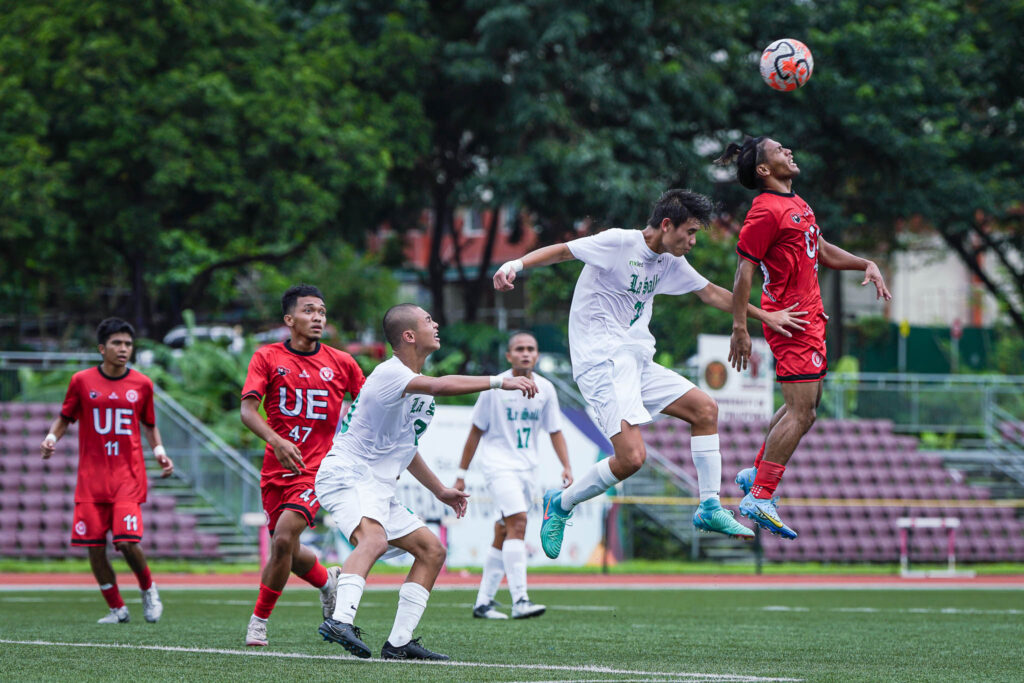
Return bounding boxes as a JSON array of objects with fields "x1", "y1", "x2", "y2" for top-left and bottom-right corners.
[
  {"x1": 736, "y1": 191, "x2": 824, "y2": 315},
  {"x1": 60, "y1": 367, "x2": 156, "y2": 503},
  {"x1": 241, "y1": 341, "x2": 364, "y2": 485}
]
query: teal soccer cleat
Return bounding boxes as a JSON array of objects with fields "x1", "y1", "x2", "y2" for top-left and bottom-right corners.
[
  {"x1": 539, "y1": 490, "x2": 572, "y2": 559},
  {"x1": 739, "y1": 493, "x2": 798, "y2": 539},
  {"x1": 692, "y1": 498, "x2": 755, "y2": 539}
]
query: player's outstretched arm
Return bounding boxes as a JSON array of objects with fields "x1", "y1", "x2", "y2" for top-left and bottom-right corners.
[
  {"x1": 408, "y1": 453, "x2": 469, "y2": 518},
  {"x1": 729, "y1": 258, "x2": 757, "y2": 371},
  {"x1": 549, "y1": 431, "x2": 573, "y2": 487},
  {"x1": 454, "y1": 425, "x2": 484, "y2": 491},
  {"x1": 695, "y1": 282, "x2": 808, "y2": 338},
  {"x1": 240, "y1": 396, "x2": 305, "y2": 475},
  {"x1": 493, "y1": 243, "x2": 575, "y2": 291},
  {"x1": 142, "y1": 424, "x2": 174, "y2": 478},
  {"x1": 405, "y1": 374, "x2": 537, "y2": 398},
  {"x1": 39, "y1": 416, "x2": 71, "y2": 459},
  {"x1": 818, "y1": 237, "x2": 892, "y2": 301}
]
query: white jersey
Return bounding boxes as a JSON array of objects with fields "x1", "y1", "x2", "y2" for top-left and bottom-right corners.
[
  {"x1": 567, "y1": 228, "x2": 709, "y2": 379},
  {"x1": 326, "y1": 356, "x2": 435, "y2": 487},
  {"x1": 470, "y1": 370, "x2": 562, "y2": 476}
]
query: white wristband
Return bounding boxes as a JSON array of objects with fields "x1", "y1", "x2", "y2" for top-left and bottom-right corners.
[
  {"x1": 154, "y1": 445, "x2": 167, "y2": 458},
  {"x1": 489, "y1": 375, "x2": 503, "y2": 389},
  {"x1": 499, "y1": 259, "x2": 523, "y2": 277},
  {"x1": 456, "y1": 468, "x2": 468, "y2": 479},
  {"x1": 44, "y1": 433, "x2": 57, "y2": 445}
]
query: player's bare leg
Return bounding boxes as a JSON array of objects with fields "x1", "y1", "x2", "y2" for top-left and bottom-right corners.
[
  {"x1": 89, "y1": 545, "x2": 130, "y2": 624},
  {"x1": 117, "y1": 541, "x2": 162, "y2": 622},
  {"x1": 473, "y1": 520, "x2": 508, "y2": 619},
  {"x1": 661, "y1": 390, "x2": 753, "y2": 539},
  {"x1": 380, "y1": 527, "x2": 450, "y2": 660},
  {"x1": 737, "y1": 404, "x2": 789, "y2": 496},
  {"x1": 740, "y1": 381, "x2": 822, "y2": 539},
  {"x1": 319, "y1": 518, "x2": 388, "y2": 658}
]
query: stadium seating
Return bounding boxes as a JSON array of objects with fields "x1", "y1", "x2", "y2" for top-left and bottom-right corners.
[
  {"x1": 643, "y1": 417, "x2": 1024, "y2": 563},
  {"x1": 0, "y1": 401, "x2": 219, "y2": 560}
]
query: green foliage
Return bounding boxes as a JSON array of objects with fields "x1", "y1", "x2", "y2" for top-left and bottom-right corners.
[{"x1": 992, "y1": 325, "x2": 1024, "y2": 375}]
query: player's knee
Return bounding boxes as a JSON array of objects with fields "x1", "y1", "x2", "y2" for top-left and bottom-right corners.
[
  {"x1": 617, "y1": 445, "x2": 646, "y2": 476},
  {"x1": 269, "y1": 532, "x2": 297, "y2": 558},
  {"x1": 506, "y1": 517, "x2": 527, "y2": 538},
  {"x1": 795, "y1": 405, "x2": 817, "y2": 431},
  {"x1": 113, "y1": 541, "x2": 134, "y2": 554},
  {"x1": 692, "y1": 398, "x2": 718, "y2": 431},
  {"x1": 359, "y1": 535, "x2": 391, "y2": 559},
  {"x1": 418, "y1": 539, "x2": 447, "y2": 568}
]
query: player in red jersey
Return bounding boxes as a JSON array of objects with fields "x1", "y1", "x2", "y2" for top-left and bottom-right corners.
[
  {"x1": 241, "y1": 284, "x2": 366, "y2": 647},
  {"x1": 40, "y1": 318, "x2": 174, "y2": 624},
  {"x1": 717, "y1": 137, "x2": 892, "y2": 539}
]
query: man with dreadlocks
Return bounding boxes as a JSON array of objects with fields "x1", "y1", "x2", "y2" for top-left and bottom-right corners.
[{"x1": 716, "y1": 138, "x2": 892, "y2": 539}]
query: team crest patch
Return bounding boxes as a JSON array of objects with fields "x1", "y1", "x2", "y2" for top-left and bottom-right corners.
[
  {"x1": 75, "y1": 520, "x2": 86, "y2": 536},
  {"x1": 276, "y1": 366, "x2": 290, "y2": 376},
  {"x1": 811, "y1": 352, "x2": 823, "y2": 368},
  {"x1": 126, "y1": 389, "x2": 139, "y2": 403},
  {"x1": 89, "y1": 391, "x2": 100, "y2": 399},
  {"x1": 319, "y1": 367, "x2": 334, "y2": 381}
]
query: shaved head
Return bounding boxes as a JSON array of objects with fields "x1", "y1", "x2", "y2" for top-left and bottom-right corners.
[
  {"x1": 382, "y1": 303, "x2": 422, "y2": 349},
  {"x1": 507, "y1": 331, "x2": 537, "y2": 350}
]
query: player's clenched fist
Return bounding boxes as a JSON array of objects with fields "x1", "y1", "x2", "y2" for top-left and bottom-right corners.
[
  {"x1": 493, "y1": 259, "x2": 523, "y2": 291},
  {"x1": 502, "y1": 375, "x2": 538, "y2": 398}
]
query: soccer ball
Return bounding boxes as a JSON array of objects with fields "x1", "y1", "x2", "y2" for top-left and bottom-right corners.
[{"x1": 759, "y1": 39, "x2": 813, "y2": 91}]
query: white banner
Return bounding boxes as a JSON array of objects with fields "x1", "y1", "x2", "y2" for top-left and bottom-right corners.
[
  {"x1": 696, "y1": 334, "x2": 774, "y2": 421},
  {"x1": 325, "y1": 405, "x2": 610, "y2": 568}
]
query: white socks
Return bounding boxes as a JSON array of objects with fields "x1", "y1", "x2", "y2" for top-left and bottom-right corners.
[
  {"x1": 562, "y1": 457, "x2": 619, "y2": 510},
  {"x1": 332, "y1": 573, "x2": 366, "y2": 623},
  {"x1": 387, "y1": 582, "x2": 430, "y2": 648},
  {"x1": 475, "y1": 546, "x2": 505, "y2": 608},
  {"x1": 502, "y1": 539, "x2": 528, "y2": 603},
  {"x1": 690, "y1": 433, "x2": 722, "y2": 502}
]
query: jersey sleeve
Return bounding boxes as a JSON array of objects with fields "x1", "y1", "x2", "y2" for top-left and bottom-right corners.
[
  {"x1": 539, "y1": 384, "x2": 563, "y2": 433},
  {"x1": 241, "y1": 349, "x2": 270, "y2": 402},
  {"x1": 470, "y1": 391, "x2": 491, "y2": 431},
  {"x1": 659, "y1": 256, "x2": 710, "y2": 296},
  {"x1": 566, "y1": 229, "x2": 624, "y2": 271},
  {"x1": 140, "y1": 376, "x2": 156, "y2": 427},
  {"x1": 60, "y1": 373, "x2": 81, "y2": 423},
  {"x1": 376, "y1": 361, "x2": 417, "y2": 406},
  {"x1": 736, "y1": 201, "x2": 778, "y2": 264}
]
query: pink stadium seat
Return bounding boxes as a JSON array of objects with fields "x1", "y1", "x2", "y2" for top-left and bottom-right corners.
[{"x1": 20, "y1": 474, "x2": 44, "y2": 493}]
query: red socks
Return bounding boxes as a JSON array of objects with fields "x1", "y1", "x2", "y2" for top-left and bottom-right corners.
[
  {"x1": 253, "y1": 583, "x2": 282, "y2": 619},
  {"x1": 100, "y1": 583, "x2": 125, "y2": 609},
  {"x1": 298, "y1": 561, "x2": 329, "y2": 590},
  {"x1": 753, "y1": 441, "x2": 766, "y2": 468},
  {"x1": 751, "y1": 461, "x2": 786, "y2": 499},
  {"x1": 133, "y1": 565, "x2": 153, "y2": 591}
]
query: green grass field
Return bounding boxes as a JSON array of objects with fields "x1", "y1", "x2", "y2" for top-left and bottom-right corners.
[{"x1": 1, "y1": 586, "x2": 1022, "y2": 682}]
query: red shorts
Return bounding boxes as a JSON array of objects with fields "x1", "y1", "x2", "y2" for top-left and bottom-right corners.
[
  {"x1": 71, "y1": 501, "x2": 144, "y2": 546},
  {"x1": 765, "y1": 312, "x2": 828, "y2": 383},
  {"x1": 262, "y1": 477, "x2": 319, "y2": 534}
]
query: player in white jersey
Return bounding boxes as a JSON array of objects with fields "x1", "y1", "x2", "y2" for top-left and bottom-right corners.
[
  {"x1": 314, "y1": 303, "x2": 537, "y2": 661},
  {"x1": 454, "y1": 331, "x2": 572, "y2": 620},
  {"x1": 493, "y1": 189, "x2": 808, "y2": 559}
]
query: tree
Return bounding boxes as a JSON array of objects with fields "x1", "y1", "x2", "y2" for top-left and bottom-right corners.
[{"x1": 0, "y1": 0, "x2": 428, "y2": 338}]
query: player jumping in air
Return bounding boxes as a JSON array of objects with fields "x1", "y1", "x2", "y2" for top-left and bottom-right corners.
[
  {"x1": 242, "y1": 284, "x2": 365, "y2": 646},
  {"x1": 716, "y1": 137, "x2": 891, "y2": 539},
  {"x1": 41, "y1": 318, "x2": 173, "y2": 624},
  {"x1": 315, "y1": 304, "x2": 536, "y2": 660},
  {"x1": 494, "y1": 189, "x2": 808, "y2": 560},
  {"x1": 455, "y1": 331, "x2": 572, "y2": 620}
]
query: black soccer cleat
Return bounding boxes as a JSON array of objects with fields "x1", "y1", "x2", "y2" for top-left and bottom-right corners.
[
  {"x1": 318, "y1": 619, "x2": 371, "y2": 659},
  {"x1": 381, "y1": 637, "x2": 450, "y2": 661}
]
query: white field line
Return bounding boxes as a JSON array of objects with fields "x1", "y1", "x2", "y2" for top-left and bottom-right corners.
[
  {"x1": 760, "y1": 606, "x2": 1023, "y2": 615},
  {"x1": 0, "y1": 638, "x2": 801, "y2": 682}
]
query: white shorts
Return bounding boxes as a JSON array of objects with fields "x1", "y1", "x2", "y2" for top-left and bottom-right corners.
[
  {"x1": 576, "y1": 347, "x2": 697, "y2": 439},
  {"x1": 315, "y1": 457, "x2": 425, "y2": 545},
  {"x1": 487, "y1": 471, "x2": 537, "y2": 519}
]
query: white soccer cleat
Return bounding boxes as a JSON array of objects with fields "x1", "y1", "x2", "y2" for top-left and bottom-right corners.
[
  {"x1": 320, "y1": 566, "x2": 342, "y2": 621},
  {"x1": 472, "y1": 602, "x2": 509, "y2": 619},
  {"x1": 511, "y1": 598, "x2": 546, "y2": 619},
  {"x1": 246, "y1": 614, "x2": 268, "y2": 646},
  {"x1": 141, "y1": 584, "x2": 163, "y2": 623},
  {"x1": 98, "y1": 606, "x2": 130, "y2": 624}
]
